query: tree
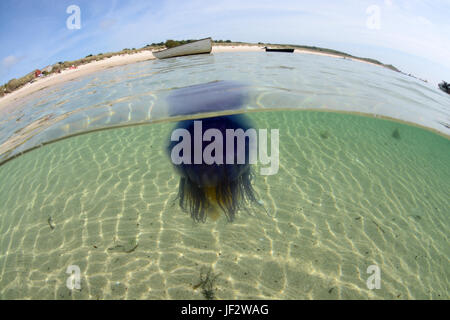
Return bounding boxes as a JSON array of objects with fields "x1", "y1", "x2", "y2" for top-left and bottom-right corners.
[
  {"x1": 6, "y1": 78, "x2": 21, "y2": 91},
  {"x1": 165, "y1": 40, "x2": 180, "y2": 48}
]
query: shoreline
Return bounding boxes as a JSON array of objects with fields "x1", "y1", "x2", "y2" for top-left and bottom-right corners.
[
  {"x1": 0, "y1": 50, "x2": 156, "y2": 113},
  {"x1": 0, "y1": 45, "x2": 390, "y2": 113}
]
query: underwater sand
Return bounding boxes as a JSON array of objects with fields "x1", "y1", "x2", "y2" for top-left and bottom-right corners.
[{"x1": 0, "y1": 110, "x2": 448, "y2": 299}]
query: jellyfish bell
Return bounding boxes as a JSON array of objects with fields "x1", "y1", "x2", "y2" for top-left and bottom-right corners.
[
  {"x1": 167, "y1": 81, "x2": 258, "y2": 222},
  {"x1": 166, "y1": 80, "x2": 249, "y2": 117}
]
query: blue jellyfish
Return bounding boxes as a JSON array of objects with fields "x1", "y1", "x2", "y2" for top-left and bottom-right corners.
[{"x1": 167, "y1": 81, "x2": 258, "y2": 222}]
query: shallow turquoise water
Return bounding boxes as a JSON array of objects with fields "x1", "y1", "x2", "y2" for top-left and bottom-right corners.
[
  {"x1": 1, "y1": 52, "x2": 449, "y2": 164},
  {"x1": 0, "y1": 52, "x2": 449, "y2": 299}
]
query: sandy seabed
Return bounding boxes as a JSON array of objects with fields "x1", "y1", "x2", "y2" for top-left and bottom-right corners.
[{"x1": 0, "y1": 110, "x2": 448, "y2": 299}]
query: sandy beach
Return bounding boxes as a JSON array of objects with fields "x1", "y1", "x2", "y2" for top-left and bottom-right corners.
[
  {"x1": 0, "y1": 50, "x2": 156, "y2": 113},
  {"x1": 0, "y1": 45, "x2": 382, "y2": 113}
]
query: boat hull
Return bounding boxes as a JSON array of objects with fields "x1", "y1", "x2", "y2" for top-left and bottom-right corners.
[
  {"x1": 265, "y1": 48, "x2": 294, "y2": 53},
  {"x1": 438, "y1": 82, "x2": 450, "y2": 94},
  {"x1": 153, "y1": 38, "x2": 213, "y2": 59}
]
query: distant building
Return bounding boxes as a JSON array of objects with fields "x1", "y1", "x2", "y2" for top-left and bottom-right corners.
[
  {"x1": 34, "y1": 69, "x2": 42, "y2": 78},
  {"x1": 42, "y1": 65, "x2": 53, "y2": 73}
]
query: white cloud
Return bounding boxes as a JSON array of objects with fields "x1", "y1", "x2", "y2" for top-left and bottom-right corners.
[
  {"x1": 2, "y1": 55, "x2": 21, "y2": 68},
  {"x1": 99, "y1": 18, "x2": 117, "y2": 29},
  {"x1": 0, "y1": 55, "x2": 25, "y2": 77}
]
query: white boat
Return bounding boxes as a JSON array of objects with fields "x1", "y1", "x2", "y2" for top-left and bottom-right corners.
[{"x1": 152, "y1": 38, "x2": 213, "y2": 59}]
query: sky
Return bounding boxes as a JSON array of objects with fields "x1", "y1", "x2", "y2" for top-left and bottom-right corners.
[{"x1": 1, "y1": 0, "x2": 450, "y2": 86}]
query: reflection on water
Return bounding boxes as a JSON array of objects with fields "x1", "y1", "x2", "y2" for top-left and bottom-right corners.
[{"x1": 1, "y1": 52, "x2": 449, "y2": 165}]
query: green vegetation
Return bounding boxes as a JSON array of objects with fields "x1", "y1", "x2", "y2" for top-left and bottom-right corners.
[
  {"x1": 164, "y1": 39, "x2": 198, "y2": 48},
  {"x1": 0, "y1": 45, "x2": 162, "y2": 98},
  {"x1": 1, "y1": 72, "x2": 35, "y2": 97},
  {"x1": 0, "y1": 39, "x2": 403, "y2": 98}
]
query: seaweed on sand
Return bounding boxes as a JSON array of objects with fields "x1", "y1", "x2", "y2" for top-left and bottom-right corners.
[
  {"x1": 193, "y1": 267, "x2": 221, "y2": 300},
  {"x1": 392, "y1": 128, "x2": 401, "y2": 139},
  {"x1": 108, "y1": 239, "x2": 139, "y2": 253},
  {"x1": 319, "y1": 130, "x2": 330, "y2": 139}
]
